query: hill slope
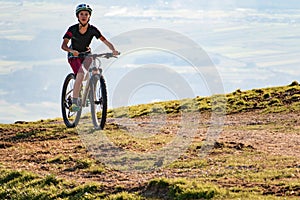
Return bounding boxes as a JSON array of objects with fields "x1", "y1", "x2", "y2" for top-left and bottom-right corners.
[{"x1": 0, "y1": 82, "x2": 300, "y2": 199}]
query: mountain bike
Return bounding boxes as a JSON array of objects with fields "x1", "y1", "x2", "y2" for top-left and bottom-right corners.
[{"x1": 61, "y1": 52, "x2": 118, "y2": 129}]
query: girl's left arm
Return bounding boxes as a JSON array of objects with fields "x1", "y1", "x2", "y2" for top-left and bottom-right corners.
[{"x1": 102, "y1": 39, "x2": 119, "y2": 55}]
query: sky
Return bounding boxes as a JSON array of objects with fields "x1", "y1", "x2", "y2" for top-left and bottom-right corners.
[{"x1": 0, "y1": 0, "x2": 300, "y2": 123}]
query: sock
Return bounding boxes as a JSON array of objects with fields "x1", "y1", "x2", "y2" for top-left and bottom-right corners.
[{"x1": 73, "y1": 98, "x2": 78, "y2": 105}]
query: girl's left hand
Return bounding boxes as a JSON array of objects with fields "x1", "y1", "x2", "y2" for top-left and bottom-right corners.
[{"x1": 112, "y1": 50, "x2": 120, "y2": 56}]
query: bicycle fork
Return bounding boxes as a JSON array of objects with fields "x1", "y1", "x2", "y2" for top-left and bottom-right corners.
[{"x1": 80, "y1": 75, "x2": 91, "y2": 107}]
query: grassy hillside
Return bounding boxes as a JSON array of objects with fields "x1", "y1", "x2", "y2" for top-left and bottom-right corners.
[
  {"x1": 0, "y1": 82, "x2": 299, "y2": 199},
  {"x1": 109, "y1": 81, "x2": 300, "y2": 118}
]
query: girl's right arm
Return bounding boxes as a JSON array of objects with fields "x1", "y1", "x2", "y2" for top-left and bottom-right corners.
[{"x1": 61, "y1": 38, "x2": 79, "y2": 56}]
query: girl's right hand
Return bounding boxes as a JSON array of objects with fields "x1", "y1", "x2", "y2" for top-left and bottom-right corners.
[
  {"x1": 72, "y1": 50, "x2": 79, "y2": 57},
  {"x1": 70, "y1": 49, "x2": 79, "y2": 56}
]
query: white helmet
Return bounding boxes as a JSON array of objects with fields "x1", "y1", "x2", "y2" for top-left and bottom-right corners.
[{"x1": 76, "y1": 3, "x2": 92, "y2": 16}]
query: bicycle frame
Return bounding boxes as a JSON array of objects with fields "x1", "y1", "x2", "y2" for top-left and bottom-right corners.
[
  {"x1": 80, "y1": 61, "x2": 100, "y2": 108},
  {"x1": 73, "y1": 53, "x2": 103, "y2": 108}
]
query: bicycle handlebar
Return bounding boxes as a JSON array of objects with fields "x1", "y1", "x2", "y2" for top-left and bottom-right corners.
[{"x1": 77, "y1": 52, "x2": 120, "y2": 59}]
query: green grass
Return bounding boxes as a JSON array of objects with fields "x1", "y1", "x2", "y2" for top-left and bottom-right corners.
[
  {"x1": 1, "y1": 166, "x2": 299, "y2": 200},
  {"x1": 145, "y1": 178, "x2": 220, "y2": 199},
  {"x1": 0, "y1": 168, "x2": 106, "y2": 200},
  {"x1": 102, "y1": 128, "x2": 175, "y2": 152}
]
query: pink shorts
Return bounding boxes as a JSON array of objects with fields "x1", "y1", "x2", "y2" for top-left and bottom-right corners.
[{"x1": 68, "y1": 57, "x2": 92, "y2": 74}]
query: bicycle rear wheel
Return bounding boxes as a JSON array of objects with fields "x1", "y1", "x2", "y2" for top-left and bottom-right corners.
[
  {"x1": 89, "y1": 74, "x2": 107, "y2": 130},
  {"x1": 61, "y1": 73, "x2": 82, "y2": 128}
]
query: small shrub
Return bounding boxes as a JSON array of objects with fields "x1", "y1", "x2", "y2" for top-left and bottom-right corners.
[
  {"x1": 290, "y1": 94, "x2": 300, "y2": 101},
  {"x1": 0, "y1": 171, "x2": 22, "y2": 184},
  {"x1": 289, "y1": 80, "x2": 299, "y2": 86},
  {"x1": 235, "y1": 89, "x2": 242, "y2": 93},
  {"x1": 58, "y1": 184, "x2": 101, "y2": 199},
  {"x1": 227, "y1": 97, "x2": 235, "y2": 104},
  {"x1": 105, "y1": 192, "x2": 143, "y2": 200},
  {"x1": 151, "y1": 105, "x2": 165, "y2": 114},
  {"x1": 146, "y1": 178, "x2": 218, "y2": 199},
  {"x1": 232, "y1": 89, "x2": 242, "y2": 96},
  {"x1": 212, "y1": 105, "x2": 226, "y2": 113},
  {"x1": 254, "y1": 89, "x2": 264, "y2": 94},
  {"x1": 42, "y1": 174, "x2": 60, "y2": 186},
  {"x1": 75, "y1": 159, "x2": 92, "y2": 169},
  {"x1": 285, "y1": 86, "x2": 299, "y2": 93},
  {"x1": 235, "y1": 100, "x2": 246, "y2": 106},
  {"x1": 268, "y1": 98, "x2": 281, "y2": 106},
  {"x1": 263, "y1": 93, "x2": 271, "y2": 99},
  {"x1": 47, "y1": 155, "x2": 70, "y2": 164},
  {"x1": 88, "y1": 165, "x2": 106, "y2": 174}
]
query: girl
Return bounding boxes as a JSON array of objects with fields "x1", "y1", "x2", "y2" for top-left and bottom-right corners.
[{"x1": 61, "y1": 3, "x2": 119, "y2": 111}]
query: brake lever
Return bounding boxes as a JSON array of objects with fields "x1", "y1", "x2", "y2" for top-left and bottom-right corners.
[{"x1": 105, "y1": 53, "x2": 119, "y2": 59}]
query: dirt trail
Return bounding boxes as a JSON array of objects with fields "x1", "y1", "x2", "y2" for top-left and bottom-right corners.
[{"x1": 0, "y1": 110, "x2": 300, "y2": 195}]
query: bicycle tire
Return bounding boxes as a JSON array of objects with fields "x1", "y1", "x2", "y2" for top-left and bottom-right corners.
[
  {"x1": 61, "y1": 73, "x2": 82, "y2": 128},
  {"x1": 89, "y1": 74, "x2": 107, "y2": 130}
]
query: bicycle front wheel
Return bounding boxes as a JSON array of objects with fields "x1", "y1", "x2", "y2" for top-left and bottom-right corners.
[
  {"x1": 61, "y1": 73, "x2": 82, "y2": 128},
  {"x1": 89, "y1": 74, "x2": 107, "y2": 130}
]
